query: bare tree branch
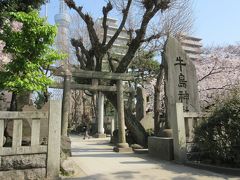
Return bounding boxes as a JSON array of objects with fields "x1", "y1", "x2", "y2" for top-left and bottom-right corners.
[
  {"x1": 106, "y1": 52, "x2": 117, "y2": 72},
  {"x1": 71, "y1": 39, "x2": 89, "y2": 59},
  {"x1": 65, "y1": 0, "x2": 100, "y2": 49},
  {"x1": 140, "y1": 32, "x2": 165, "y2": 43},
  {"x1": 116, "y1": 2, "x2": 169, "y2": 73},
  {"x1": 71, "y1": 38, "x2": 95, "y2": 70},
  {"x1": 197, "y1": 60, "x2": 218, "y2": 82},
  {"x1": 74, "y1": 46, "x2": 86, "y2": 69},
  {"x1": 200, "y1": 84, "x2": 234, "y2": 91},
  {"x1": 102, "y1": 1, "x2": 113, "y2": 45},
  {"x1": 104, "y1": 0, "x2": 132, "y2": 51}
]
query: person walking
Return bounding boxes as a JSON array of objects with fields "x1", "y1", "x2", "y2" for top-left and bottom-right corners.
[
  {"x1": 83, "y1": 124, "x2": 90, "y2": 139},
  {"x1": 82, "y1": 114, "x2": 90, "y2": 139}
]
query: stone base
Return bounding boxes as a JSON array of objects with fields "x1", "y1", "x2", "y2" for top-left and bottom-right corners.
[
  {"x1": 113, "y1": 147, "x2": 133, "y2": 153},
  {"x1": 61, "y1": 136, "x2": 72, "y2": 159},
  {"x1": 0, "y1": 168, "x2": 46, "y2": 180},
  {"x1": 117, "y1": 143, "x2": 129, "y2": 148},
  {"x1": 0, "y1": 154, "x2": 46, "y2": 171},
  {"x1": 148, "y1": 136, "x2": 174, "y2": 161},
  {"x1": 95, "y1": 133, "x2": 106, "y2": 138},
  {"x1": 113, "y1": 143, "x2": 132, "y2": 153}
]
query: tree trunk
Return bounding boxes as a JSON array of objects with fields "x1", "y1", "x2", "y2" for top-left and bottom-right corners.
[
  {"x1": 7, "y1": 92, "x2": 31, "y2": 140},
  {"x1": 10, "y1": 92, "x2": 17, "y2": 111},
  {"x1": 125, "y1": 108, "x2": 148, "y2": 147},
  {"x1": 154, "y1": 83, "x2": 161, "y2": 135},
  {"x1": 16, "y1": 92, "x2": 31, "y2": 111},
  {"x1": 154, "y1": 64, "x2": 164, "y2": 135},
  {"x1": 10, "y1": 91, "x2": 31, "y2": 111}
]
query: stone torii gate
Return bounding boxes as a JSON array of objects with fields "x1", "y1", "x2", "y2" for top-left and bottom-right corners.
[{"x1": 52, "y1": 67, "x2": 134, "y2": 152}]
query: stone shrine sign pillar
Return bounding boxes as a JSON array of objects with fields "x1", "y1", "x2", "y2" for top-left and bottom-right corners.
[{"x1": 163, "y1": 36, "x2": 200, "y2": 162}]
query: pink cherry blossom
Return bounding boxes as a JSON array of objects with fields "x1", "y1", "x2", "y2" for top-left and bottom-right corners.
[
  {"x1": 194, "y1": 45, "x2": 240, "y2": 109},
  {"x1": 0, "y1": 41, "x2": 10, "y2": 67},
  {"x1": 11, "y1": 21, "x2": 23, "y2": 32}
]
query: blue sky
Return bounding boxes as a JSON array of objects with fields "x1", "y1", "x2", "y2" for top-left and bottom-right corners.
[
  {"x1": 41, "y1": 0, "x2": 240, "y2": 47},
  {"x1": 193, "y1": 0, "x2": 240, "y2": 46}
]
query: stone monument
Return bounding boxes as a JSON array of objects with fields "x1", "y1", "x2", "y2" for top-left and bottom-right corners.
[
  {"x1": 162, "y1": 36, "x2": 200, "y2": 162},
  {"x1": 163, "y1": 36, "x2": 200, "y2": 126},
  {"x1": 149, "y1": 36, "x2": 200, "y2": 162},
  {"x1": 136, "y1": 87, "x2": 147, "y2": 121}
]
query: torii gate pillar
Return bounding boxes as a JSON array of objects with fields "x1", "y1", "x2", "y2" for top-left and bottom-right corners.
[
  {"x1": 114, "y1": 80, "x2": 132, "y2": 152},
  {"x1": 96, "y1": 91, "x2": 106, "y2": 138}
]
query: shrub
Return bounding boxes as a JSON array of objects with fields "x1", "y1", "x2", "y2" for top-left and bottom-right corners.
[
  {"x1": 194, "y1": 89, "x2": 240, "y2": 167},
  {"x1": 146, "y1": 128, "x2": 154, "y2": 136}
]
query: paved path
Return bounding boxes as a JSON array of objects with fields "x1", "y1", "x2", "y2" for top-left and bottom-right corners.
[{"x1": 66, "y1": 135, "x2": 239, "y2": 180}]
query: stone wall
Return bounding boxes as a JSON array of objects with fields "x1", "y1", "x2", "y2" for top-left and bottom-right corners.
[
  {"x1": 0, "y1": 168, "x2": 46, "y2": 180},
  {"x1": 0, "y1": 154, "x2": 47, "y2": 179}
]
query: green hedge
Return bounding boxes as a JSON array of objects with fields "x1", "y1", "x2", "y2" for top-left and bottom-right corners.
[{"x1": 194, "y1": 90, "x2": 240, "y2": 167}]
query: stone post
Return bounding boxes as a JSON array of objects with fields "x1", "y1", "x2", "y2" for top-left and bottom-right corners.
[
  {"x1": 186, "y1": 117, "x2": 194, "y2": 142},
  {"x1": 114, "y1": 80, "x2": 131, "y2": 152},
  {"x1": 172, "y1": 103, "x2": 187, "y2": 162},
  {"x1": 136, "y1": 87, "x2": 146, "y2": 121},
  {"x1": 92, "y1": 79, "x2": 98, "y2": 131},
  {"x1": 114, "y1": 109, "x2": 118, "y2": 130},
  {"x1": 97, "y1": 91, "x2": 106, "y2": 138},
  {"x1": 61, "y1": 70, "x2": 71, "y2": 136},
  {"x1": 111, "y1": 118, "x2": 115, "y2": 136},
  {"x1": 47, "y1": 100, "x2": 62, "y2": 178}
]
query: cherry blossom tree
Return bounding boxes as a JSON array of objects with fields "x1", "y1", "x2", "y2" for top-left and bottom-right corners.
[{"x1": 194, "y1": 45, "x2": 240, "y2": 110}]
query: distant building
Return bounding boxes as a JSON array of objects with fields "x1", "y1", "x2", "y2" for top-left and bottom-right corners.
[
  {"x1": 97, "y1": 17, "x2": 129, "y2": 55},
  {"x1": 178, "y1": 34, "x2": 202, "y2": 61},
  {"x1": 96, "y1": 17, "x2": 129, "y2": 71}
]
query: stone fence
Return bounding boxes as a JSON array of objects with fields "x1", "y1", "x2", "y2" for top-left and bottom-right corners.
[
  {"x1": 174, "y1": 103, "x2": 210, "y2": 162},
  {"x1": 0, "y1": 100, "x2": 61, "y2": 180},
  {"x1": 183, "y1": 110, "x2": 209, "y2": 143},
  {"x1": 149, "y1": 103, "x2": 210, "y2": 163}
]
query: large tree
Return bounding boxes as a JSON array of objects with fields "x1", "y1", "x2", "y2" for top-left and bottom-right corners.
[
  {"x1": 0, "y1": 0, "x2": 47, "y2": 66},
  {"x1": 0, "y1": 10, "x2": 63, "y2": 110},
  {"x1": 65, "y1": 0, "x2": 193, "y2": 146},
  {"x1": 0, "y1": 0, "x2": 46, "y2": 27}
]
